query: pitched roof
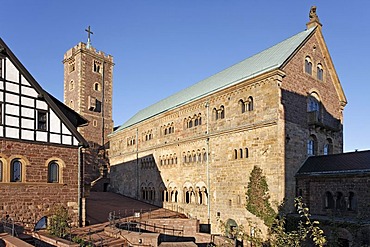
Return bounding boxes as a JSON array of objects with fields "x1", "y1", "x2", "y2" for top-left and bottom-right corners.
[
  {"x1": 297, "y1": 150, "x2": 370, "y2": 176},
  {"x1": 0, "y1": 38, "x2": 89, "y2": 147},
  {"x1": 113, "y1": 27, "x2": 316, "y2": 134}
]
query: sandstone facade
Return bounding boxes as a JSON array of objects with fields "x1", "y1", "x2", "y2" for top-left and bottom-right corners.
[{"x1": 108, "y1": 20, "x2": 346, "y2": 234}]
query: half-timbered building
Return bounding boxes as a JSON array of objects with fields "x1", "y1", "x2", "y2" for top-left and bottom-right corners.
[{"x1": 0, "y1": 38, "x2": 88, "y2": 227}]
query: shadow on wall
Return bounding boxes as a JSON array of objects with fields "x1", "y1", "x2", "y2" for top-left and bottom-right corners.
[
  {"x1": 282, "y1": 88, "x2": 343, "y2": 207},
  {"x1": 109, "y1": 153, "x2": 165, "y2": 208}
]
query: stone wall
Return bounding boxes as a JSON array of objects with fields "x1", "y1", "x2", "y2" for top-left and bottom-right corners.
[{"x1": 0, "y1": 139, "x2": 80, "y2": 227}]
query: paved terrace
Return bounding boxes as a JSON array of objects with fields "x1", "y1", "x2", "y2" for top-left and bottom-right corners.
[{"x1": 86, "y1": 192, "x2": 186, "y2": 225}]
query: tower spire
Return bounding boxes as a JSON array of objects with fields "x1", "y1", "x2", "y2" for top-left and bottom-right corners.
[{"x1": 85, "y1": 26, "x2": 94, "y2": 48}]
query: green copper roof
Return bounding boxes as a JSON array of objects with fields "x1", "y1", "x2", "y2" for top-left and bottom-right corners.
[{"x1": 113, "y1": 27, "x2": 315, "y2": 133}]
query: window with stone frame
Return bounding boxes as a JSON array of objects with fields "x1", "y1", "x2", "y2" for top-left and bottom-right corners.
[
  {"x1": 37, "y1": 110, "x2": 47, "y2": 131},
  {"x1": 305, "y1": 56, "x2": 312, "y2": 75},
  {"x1": 48, "y1": 161, "x2": 59, "y2": 183},
  {"x1": 307, "y1": 135, "x2": 317, "y2": 156},
  {"x1": 69, "y1": 80, "x2": 74, "y2": 91},
  {"x1": 214, "y1": 106, "x2": 225, "y2": 120},
  {"x1": 324, "y1": 191, "x2": 334, "y2": 209},
  {"x1": 317, "y1": 63, "x2": 323, "y2": 81},
  {"x1": 323, "y1": 138, "x2": 333, "y2": 155},
  {"x1": 348, "y1": 192, "x2": 357, "y2": 211},
  {"x1": 10, "y1": 159, "x2": 22, "y2": 182},
  {"x1": 94, "y1": 82, "x2": 101, "y2": 91},
  {"x1": 69, "y1": 61, "x2": 75, "y2": 73}
]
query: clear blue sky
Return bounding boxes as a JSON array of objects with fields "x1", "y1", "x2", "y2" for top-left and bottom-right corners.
[{"x1": 1, "y1": 1, "x2": 369, "y2": 152}]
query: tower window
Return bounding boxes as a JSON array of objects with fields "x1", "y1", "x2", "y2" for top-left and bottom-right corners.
[
  {"x1": 94, "y1": 82, "x2": 101, "y2": 91},
  {"x1": 37, "y1": 110, "x2": 47, "y2": 131},
  {"x1": 69, "y1": 62, "x2": 75, "y2": 73},
  {"x1": 69, "y1": 80, "x2": 74, "y2": 91},
  {"x1": 93, "y1": 60, "x2": 101, "y2": 73}
]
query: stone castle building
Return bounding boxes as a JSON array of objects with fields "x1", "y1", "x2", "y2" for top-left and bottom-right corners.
[
  {"x1": 0, "y1": 38, "x2": 88, "y2": 226},
  {"x1": 107, "y1": 8, "x2": 347, "y2": 234},
  {"x1": 63, "y1": 34, "x2": 114, "y2": 188}
]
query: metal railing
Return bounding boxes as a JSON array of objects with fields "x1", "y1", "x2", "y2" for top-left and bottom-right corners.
[{"x1": 1, "y1": 216, "x2": 20, "y2": 237}]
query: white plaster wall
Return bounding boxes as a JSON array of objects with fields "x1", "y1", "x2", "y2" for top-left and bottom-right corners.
[
  {"x1": 50, "y1": 133, "x2": 61, "y2": 143},
  {"x1": 5, "y1": 115, "x2": 19, "y2": 127},
  {"x1": 21, "y1": 118, "x2": 34, "y2": 129},
  {"x1": 5, "y1": 104, "x2": 18, "y2": 116},
  {"x1": 21, "y1": 97, "x2": 34, "y2": 107},
  {"x1": 61, "y1": 123, "x2": 70, "y2": 135},
  {"x1": 6, "y1": 82, "x2": 19, "y2": 93},
  {"x1": 5, "y1": 59, "x2": 18, "y2": 83},
  {"x1": 5, "y1": 93, "x2": 19, "y2": 104},
  {"x1": 21, "y1": 75, "x2": 31, "y2": 86},
  {"x1": 36, "y1": 100, "x2": 47, "y2": 110},
  {"x1": 21, "y1": 86, "x2": 38, "y2": 98},
  {"x1": 21, "y1": 129, "x2": 34, "y2": 140},
  {"x1": 5, "y1": 127, "x2": 19, "y2": 138},
  {"x1": 62, "y1": 135, "x2": 72, "y2": 145},
  {"x1": 49, "y1": 110, "x2": 61, "y2": 133},
  {"x1": 36, "y1": 131, "x2": 47, "y2": 142},
  {"x1": 21, "y1": 107, "x2": 34, "y2": 118}
]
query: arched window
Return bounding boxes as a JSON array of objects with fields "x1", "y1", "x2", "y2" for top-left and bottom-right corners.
[
  {"x1": 317, "y1": 63, "x2": 323, "y2": 81},
  {"x1": 0, "y1": 160, "x2": 3, "y2": 182},
  {"x1": 220, "y1": 106, "x2": 225, "y2": 119},
  {"x1": 188, "y1": 119, "x2": 193, "y2": 128},
  {"x1": 203, "y1": 152, "x2": 207, "y2": 162},
  {"x1": 194, "y1": 118, "x2": 199, "y2": 126},
  {"x1": 305, "y1": 56, "x2": 312, "y2": 75},
  {"x1": 239, "y1": 99, "x2": 246, "y2": 113},
  {"x1": 10, "y1": 159, "x2": 22, "y2": 182},
  {"x1": 307, "y1": 95, "x2": 320, "y2": 113},
  {"x1": 94, "y1": 82, "x2": 100, "y2": 91},
  {"x1": 213, "y1": 108, "x2": 218, "y2": 120},
  {"x1": 48, "y1": 161, "x2": 59, "y2": 183},
  {"x1": 324, "y1": 139, "x2": 333, "y2": 155},
  {"x1": 307, "y1": 135, "x2": 317, "y2": 156},
  {"x1": 234, "y1": 149, "x2": 238, "y2": 160},
  {"x1": 336, "y1": 192, "x2": 346, "y2": 211},
  {"x1": 185, "y1": 190, "x2": 190, "y2": 204},
  {"x1": 245, "y1": 148, "x2": 249, "y2": 158},
  {"x1": 239, "y1": 148, "x2": 243, "y2": 159},
  {"x1": 324, "y1": 191, "x2": 334, "y2": 209},
  {"x1": 348, "y1": 192, "x2": 356, "y2": 211},
  {"x1": 247, "y1": 97, "x2": 254, "y2": 111}
]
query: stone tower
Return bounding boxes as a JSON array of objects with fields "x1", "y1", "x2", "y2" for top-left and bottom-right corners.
[
  {"x1": 63, "y1": 42, "x2": 114, "y2": 146},
  {"x1": 63, "y1": 31, "x2": 114, "y2": 188}
]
